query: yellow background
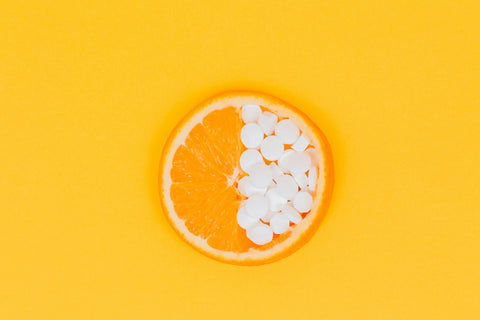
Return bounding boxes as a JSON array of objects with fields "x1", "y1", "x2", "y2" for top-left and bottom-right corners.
[{"x1": 1, "y1": 1, "x2": 479, "y2": 319}]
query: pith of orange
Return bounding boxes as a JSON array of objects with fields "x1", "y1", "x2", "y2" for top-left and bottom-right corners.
[{"x1": 158, "y1": 91, "x2": 334, "y2": 265}]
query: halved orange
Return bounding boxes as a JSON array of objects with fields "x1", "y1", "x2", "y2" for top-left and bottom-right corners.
[{"x1": 159, "y1": 91, "x2": 334, "y2": 265}]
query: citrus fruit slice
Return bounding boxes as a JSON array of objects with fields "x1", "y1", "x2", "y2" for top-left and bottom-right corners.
[{"x1": 159, "y1": 91, "x2": 333, "y2": 265}]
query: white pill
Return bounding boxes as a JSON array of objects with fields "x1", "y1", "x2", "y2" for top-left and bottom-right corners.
[
  {"x1": 268, "y1": 178, "x2": 276, "y2": 188},
  {"x1": 269, "y1": 213, "x2": 290, "y2": 234},
  {"x1": 249, "y1": 163, "x2": 273, "y2": 188},
  {"x1": 261, "y1": 211, "x2": 277, "y2": 223},
  {"x1": 238, "y1": 176, "x2": 267, "y2": 196},
  {"x1": 245, "y1": 183, "x2": 268, "y2": 196},
  {"x1": 246, "y1": 223, "x2": 273, "y2": 245},
  {"x1": 258, "y1": 111, "x2": 278, "y2": 135},
  {"x1": 275, "y1": 175, "x2": 298, "y2": 200},
  {"x1": 275, "y1": 119, "x2": 300, "y2": 144},
  {"x1": 242, "y1": 104, "x2": 262, "y2": 123},
  {"x1": 241, "y1": 123, "x2": 264, "y2": 148},
  {"x1": 237, "y1": 176, "x2": 249, "y2": 196},
  {"x1": 292, "y1": 133, "x2": 310, "y2": 152},
  {"x1": 239, "y1": 149, "x2": 263, "y2": 174},
  {"x1": 291, "y1": 170, "x2": 308, "y2": 189},
  {"x1": 260, "y1": 136, "x2": 284, "y2": 161},
  {"x1": 307, "y1": 167, "x2": 318, "y2": 192},
  {"x1": 280, "y1": 204, "x2": 302, "y2": 224},
  {"x1": 245, "y1": 194, "x2": 269, "y2": 219},
  {"x1": 293, "y1": 191, "x2": 313, "y2": 213},
  {"x1": 305, "y1": 147, "x2": 320, "y2": 165},
  {"x1": 287, "y1": 151, "x2": 311, "y2": 173},
  {"x1": 237, "y1": 206, "x2": 258, "y2": 229},
  {"x1": 266, "y1": 188, "x2": 288, "y2": 212},
  {"x1": 278, "y1": 149, "x2": 295, "y2": 173},
  {"x1": 269, "y1": 162, "x2": 283, "y2": 183}
]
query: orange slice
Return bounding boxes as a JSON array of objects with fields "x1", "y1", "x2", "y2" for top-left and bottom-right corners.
[{"x1": 159, "y1": 91, "x2": 334, "y2": 265}]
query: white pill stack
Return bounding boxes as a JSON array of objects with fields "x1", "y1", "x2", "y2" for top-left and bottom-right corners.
[{"x1": 237, "y1": 104, "x2": 320, "y2": 245}]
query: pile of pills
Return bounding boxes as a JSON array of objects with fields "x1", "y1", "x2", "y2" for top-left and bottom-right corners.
[{"x1": 237, "y1": 104, "x2": 319, "y2": 245}]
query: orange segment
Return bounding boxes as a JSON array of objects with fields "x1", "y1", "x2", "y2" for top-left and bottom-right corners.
[
  {"x1": 159, "y1": 91, "x2": 334, "y2": 265},
  {"x1": 171, "y1": 146, "x2": 225, "y2": 184},
  {"x1": 170, "y1": 107, "x2": 251, "y2": 252},
  {"x1": 201, "y1": 107, "x2": 244, "y2": 174}
]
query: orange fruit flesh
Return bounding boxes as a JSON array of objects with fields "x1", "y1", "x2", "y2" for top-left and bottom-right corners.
[
  {"x1": 160, "y1": 91, "x2": 334, "y2": 265},
  {"x1": 170, "y1": 107, "x2": 292, "y2": 252}
]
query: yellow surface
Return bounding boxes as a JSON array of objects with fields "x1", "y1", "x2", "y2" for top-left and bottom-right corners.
[{"x1": 1, "y1": 0, "x2": 479, "y2": 319}]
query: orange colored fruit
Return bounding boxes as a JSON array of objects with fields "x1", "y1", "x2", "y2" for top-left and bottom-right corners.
[{"x1": 159, "y1": 91, "x2": 334, "y2": 265}]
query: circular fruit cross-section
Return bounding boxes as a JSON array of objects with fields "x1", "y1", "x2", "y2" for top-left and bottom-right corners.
[{"x1": 159, "y1": 91, "x2": 334, "y2": 265}]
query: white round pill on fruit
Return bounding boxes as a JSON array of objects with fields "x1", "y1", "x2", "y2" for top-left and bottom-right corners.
[
  {"x1": 280, "y1": 204, "x2": 302, "y2": 224},
  {"x1": 242, "y1": 104, "x2": 262, "y2": 123},
  {"x1": 266, "y1": 188, "x2": 288, "y2": 212},
  {"x1": 237, "y1": 206, "x2": 258, "y2": 229},
  {"x1": 245, "y1": 194, "x2": 269, "y2": 219},
  {"x1": 291, "y1": 170, "x2": 308, "y2": 189},
  {"x1": 269, "y1": 213, "x2": 290, "y2": 234},
  {"x1": 239, "y1": 149, "x2": 263, "y2": 173},
  {"x1": 293, "y1": 191, "x2": 313, "y2": 213},
  {"x1": 258, "y1": 111, "x2": 278, "y2": 135},
  {"x1": 275, "y1": 119, "x2": 300, "y2": 144},
  {"x1": 260, "y1": 135, "x2": 284, "y2": 161},
  {"x1": 249, "y1": 163, "x2": 273, "y2": 188},
  {"x1": 292, "y1": 133, "x2": 310, "y2": 152},
  {"x1": 269, "y1": 162, "x2": 283, "y2": 183},
  {"x1": 275, "y1": 175, "x2": 298, "y2": 200},
  {"x1": 241, "y1": 123, "x2": 264, "y2": 149},
  {"x1": 246, "y1": 223, "x2": 273, "y2": 245},
  {"x1": 305, "y1": 147, "x2": 319, "y2": 165},
  {"x1": 238, "y1": 176, "x2": 267, "y2": 197},
  {"x1": 245, "y1": 183, "x2": 267, "y2": 196},
  {"x1": 287, "y1": 151, "x2": 311, "y2": 173},
  {"x1": 278, "y1": 149, "x2": 295, "y2": 173},
  {"x1": 237, "y1": 176, "x2": 249, "y2": 196},
  {"x1": 260, "y1": 211, "x2": 277, "y2": 223}
]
